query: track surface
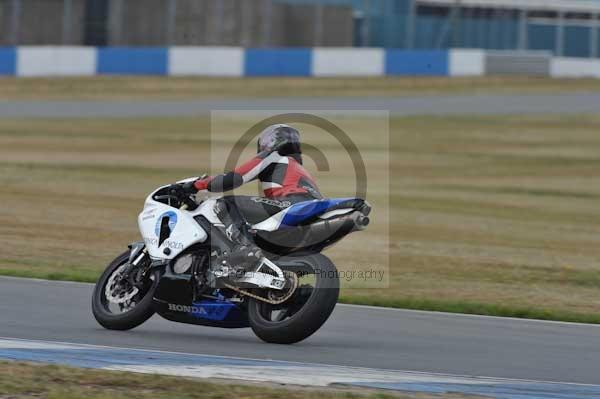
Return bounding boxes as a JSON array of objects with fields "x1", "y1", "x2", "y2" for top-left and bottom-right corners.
[
  {"x1": 1, "y1": 92, "x2": 600, "y2": 117},
  {"x1": 1, "y1": 277, "x2": 599, "y2": 385}
]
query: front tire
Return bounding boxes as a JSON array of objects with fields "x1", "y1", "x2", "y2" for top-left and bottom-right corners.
[
  {"x1": 92, "y1": 250, "x2": 159, "y2": 331},
  {"x1": 248, "y1": 253, "x2": 339, "y2": 344}
]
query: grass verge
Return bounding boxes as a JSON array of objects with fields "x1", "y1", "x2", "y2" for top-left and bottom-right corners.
[
  {"x1": 1, "y1": 76, "x2": 600, "y2": 100},
  {"x1": 0, "y1": 361, "x2": 475, "y2": 399},
  {"x1": 1, "y1": 114, "x2": 600, "y2": 323},
  {"x1": 339, "y1": 296, "x2": 600, "y2": 324}
]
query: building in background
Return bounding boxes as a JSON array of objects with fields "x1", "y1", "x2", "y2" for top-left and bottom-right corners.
[
  {"x1": 282, "y1": 0, "x2": 600, "y2": 58},
  {"x1": 0, "y1": 0, "x2": 599, "y2": 58},
  {"x1": 0, "y1": 0, "x2": 354, "y2": 47}
]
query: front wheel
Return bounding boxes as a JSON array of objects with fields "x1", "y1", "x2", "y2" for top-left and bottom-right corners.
[
  {"x1": 247, "y1": 253, "x2": 340, "y2": 344},
  {"x1": 92, "y1": 250, "x2": 159, "y2": 331}
]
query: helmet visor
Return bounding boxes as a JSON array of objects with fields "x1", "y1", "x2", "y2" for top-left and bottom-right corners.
[{"x1": 258, "y1": 124, "x2": 300, "y2": 153}]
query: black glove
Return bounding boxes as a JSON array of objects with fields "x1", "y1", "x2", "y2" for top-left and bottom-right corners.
[
  {"x1": 168, "y1": 183, "x2": 196, "y2": 200},
  {"x1": 181, "y1": 181, "x2": 198, "y2": 194},
  {"x1": 168, "y1": 183, "x2": 197, "y2": 209}
]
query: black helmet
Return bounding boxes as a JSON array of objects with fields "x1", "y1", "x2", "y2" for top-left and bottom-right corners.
[{"x1": 257, "y1": 124, "x2": 301, "y2": 156}]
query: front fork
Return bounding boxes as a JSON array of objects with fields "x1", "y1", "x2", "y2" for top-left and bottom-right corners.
[
  {"x1": 125, "y1": 242, "x2": 152, "y2": 288},
  {"x1": 128, "y1": 241, "x2": 146, "y2": 265}
]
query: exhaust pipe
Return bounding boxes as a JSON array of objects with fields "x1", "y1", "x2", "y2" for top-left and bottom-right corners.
[
  {"x1": 348, "y1": 211, "x2": 369, "y2": 231},
  {"x1": 355, "y1": 214, "x2": 370, "y2": 230},
  {"x1": 311, "y1": 211, "x2": 369, "y2": 234}
]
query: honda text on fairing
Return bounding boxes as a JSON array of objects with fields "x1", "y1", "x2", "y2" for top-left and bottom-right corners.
[{"x1": 92, "y1": 179, "x2": 370, "y2": 344}]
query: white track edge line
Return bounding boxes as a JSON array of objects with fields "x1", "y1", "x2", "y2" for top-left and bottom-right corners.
[{"x1": 1, "y1": 336, "x2": 599, "y2": 388}]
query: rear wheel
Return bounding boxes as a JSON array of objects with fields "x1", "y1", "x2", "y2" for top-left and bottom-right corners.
[
  {"x1": 247, "y1": 253, "x2": 339, "y2": 344},
  {"x1": 92, "y1": 250, "x2": 159, "y2": 331}
]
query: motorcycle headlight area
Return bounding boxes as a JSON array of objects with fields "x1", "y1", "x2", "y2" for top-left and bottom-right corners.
[{"x1": 173, "y1": 254, "x2": 194, "y2": 274}]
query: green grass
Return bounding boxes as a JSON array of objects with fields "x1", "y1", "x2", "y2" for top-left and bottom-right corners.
[
  {"x1": 0, "y1": 267, "x2": 97, "y2": 283},
  {"x1": 2, "y1": 114, "x2": 600, "y2": 323},
  {"x1": 2, "y1": 75, "x2": 600, "y2": 100},
  {"x1": 340, "y1": 296, "x2": 600, "y2": 324},
  {"x1": 2, "y1": 361, "x2": 454, "y2": 399}
]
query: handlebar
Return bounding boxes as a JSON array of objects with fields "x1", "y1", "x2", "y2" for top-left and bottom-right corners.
[
  {"x1": 171, "y1": 185, "x2": 198, "y2": 209},
  {"x1": 154, "y1": 183, "x2": 198, "y2": 210},
  {"x1": 154, "y1": 194, "x2": 177, "y2": 201}
]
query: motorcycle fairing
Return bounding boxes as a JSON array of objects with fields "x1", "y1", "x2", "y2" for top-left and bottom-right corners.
[
  {"x1": 138, "y1": 188, "x2": 209, "y2": 260},
  {"x1": 189, "y1": 300, "x2": 237, "y2": 321},
  {"x1": 153, "y1": 264, "x2": 249, "y2": 328}
]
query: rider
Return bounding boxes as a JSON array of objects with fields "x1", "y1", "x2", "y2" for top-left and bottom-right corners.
[{"x1": 191, "y1": 124, "x2": 322, "y2": 268}]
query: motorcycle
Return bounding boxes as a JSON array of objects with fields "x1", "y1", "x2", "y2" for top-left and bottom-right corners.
[{"x1": 92, "y1": 177, "x2": 371, "y2": 344}]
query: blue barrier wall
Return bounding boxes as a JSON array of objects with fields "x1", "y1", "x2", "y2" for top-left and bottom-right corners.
[
  {"x1": 12, "y1": 47, "x2": 452, "y2": 77},
  {"x1": 244, "y1": 49, "x2": 312, "y2": 77},
  {"x1": 385, "y1": 50, "x2": 448, "y2": 75},
  {"x1": 97, "y1": 48, "x2": 168, "y2": 75},
  {"x1": 8, "y1": 46, "x2": 600, "y2": 78},
  {"x1": 0, "y1": 48, "x2": 16, "y2": 75}
]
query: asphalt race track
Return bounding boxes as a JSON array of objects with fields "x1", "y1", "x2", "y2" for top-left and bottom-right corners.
[
  {"x1": 1, "y1": 92, "x2": 600, "y2": 117},
  {"x1": 1, "y1": 277, "x2": 599, "y2": 386}
]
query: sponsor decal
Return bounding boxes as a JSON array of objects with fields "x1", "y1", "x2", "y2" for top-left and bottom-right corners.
[
  {"x1": 167, "y1": 301, "x2": 234, "y2": 321},
  {"x1": 143, "y1": 236, "x2": 158, "y2": 246},
  {"x1": 163, "y1": 240, "x2": 184, "y2": 250},
  {"x1": 301, "y1": 184, "x2": 321, "y2": 198},
  {"x1": 141, "y1": 207, "x2": 157, "y2": 220},
  {"x1": 251, "y1": 197, "x2": 291, "y2": 208},
  {"x1": 142, "y1": 236, "x2": 184, "y2": 250},
  {"x1": 168, "y1": 303, "x2": 208, "y2": 315},
  {"x1": 155, "y1": 211, "x2": 178, "y2": 236}
]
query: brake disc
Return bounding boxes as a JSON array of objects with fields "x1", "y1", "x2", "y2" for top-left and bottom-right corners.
[{"x1": 105, "y1": 263, "x2": 139, "y2": 304}]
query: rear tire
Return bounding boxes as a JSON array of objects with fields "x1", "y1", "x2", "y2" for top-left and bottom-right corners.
[
  {"x1": 248, "y1": 253, "x2": 339, "y2": 344},
  {"x1": 92, "y1": 251, "x2": 159, "y2": 331}
]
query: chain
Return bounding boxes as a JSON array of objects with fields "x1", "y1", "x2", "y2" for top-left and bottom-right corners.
[{"x1": 223, "y1": 283, "x2": 282, "y2": 304}]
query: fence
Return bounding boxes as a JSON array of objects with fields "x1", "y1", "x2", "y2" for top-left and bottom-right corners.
[{"x1": 0, "y1": 0, "x2": 85, "y2": 45}]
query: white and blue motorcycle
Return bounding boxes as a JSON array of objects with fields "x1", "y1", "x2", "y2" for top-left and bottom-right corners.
[{"x1": 92, "y1": 177, "x2": 370, "y2": 344}]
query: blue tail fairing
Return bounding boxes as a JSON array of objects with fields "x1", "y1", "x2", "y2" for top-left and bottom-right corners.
[{"x1": 280, "y1": 198, "x2": 354, "y2": 227}]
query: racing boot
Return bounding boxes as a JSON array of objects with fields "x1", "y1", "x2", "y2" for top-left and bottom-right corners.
[
  {"x1": 218, "y1": 222, "x2": 263, "y2": 274},
  {"x1": 213, "y1": 198, "x2": 263, "y2": 274}
]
